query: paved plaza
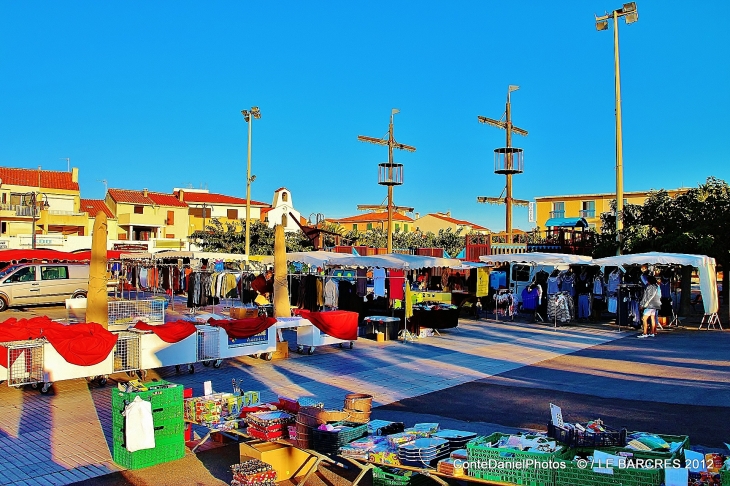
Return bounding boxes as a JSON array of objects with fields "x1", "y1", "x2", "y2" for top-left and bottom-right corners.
[{"x1": 0, "y1": 307, "x2": 728, "y2": 485}]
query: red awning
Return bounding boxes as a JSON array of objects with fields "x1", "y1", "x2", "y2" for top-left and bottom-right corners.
[{"x1": 0, "y1": 249, "x2": 84, "y2": 263}]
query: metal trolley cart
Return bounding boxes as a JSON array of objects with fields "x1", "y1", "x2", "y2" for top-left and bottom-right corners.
[
  {"x1": 136, "y1": 328, "x2": 197, "y2": 378},
  {"x1": 112, "y1": 331, "x2": 142, "y2": 380},
  {"x1": 217, "y1": 325, "x2": 277, "y2": 362},
  {"x1": 108, "y1": 299, "x2": 166, "y2": 330},
  {"x1": 42, "y1": 339, "x2": 114, "y2": 392},
  {"x1": 0, "y1": 339, "x2": 45, "y2": 390},
  {"x1": 295, "y1": 318, "x2": 354, "y2": 355},
  {"x1": 191, "y1": 325, "x2": 221, "y2": 374}
]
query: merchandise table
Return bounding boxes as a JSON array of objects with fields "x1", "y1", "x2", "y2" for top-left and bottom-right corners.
[
  {"x1": 342, "y1": 457, "x2": 512, "y2": 486},
  {"x1": 362, "y1": 316, "x2": 401, "y2": 341},
  {"x1": 185, "y1": 420, "x2": 331, "y2": 485}
]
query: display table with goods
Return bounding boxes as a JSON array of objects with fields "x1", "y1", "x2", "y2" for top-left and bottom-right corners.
[
  {"x1": 407, "y1": 304, "x2": 459, "y2": 336},
  {"x1": 130, "y1": 320, "x2": 198, "y2": 375},
  {"x1": 0, "y1": 316, "x2": 119, "y2": 393},
  {"x1": 291, "y1": 310, "x2": 358, "y2": 354}
]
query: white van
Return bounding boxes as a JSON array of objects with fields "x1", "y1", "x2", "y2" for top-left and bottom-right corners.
[{"x1": 0, "y1": 263, "x2": 89, "y2": 311}]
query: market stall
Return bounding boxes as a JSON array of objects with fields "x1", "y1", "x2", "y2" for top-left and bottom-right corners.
[
  {"x1": 0, "y1": 316, "x2": 119, "y2": 392},
  {"x1": 593, "y1": 252, "x2": 721, "y2": 329},
  {"x1": 292, "y1": 310, "x2": 358, "y2": 354},
  {"x1": 207, "y1": 315, "x2": 278, "y2": 361},
  {"x1": 132, "y1": 321, "x2": 199, "y2": 375}
]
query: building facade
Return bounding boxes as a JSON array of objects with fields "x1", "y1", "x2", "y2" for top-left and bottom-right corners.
[
  {"x1": 413, "y1": 212, "x2": 490, "y2": 235},
  {"x1": 327, "y1": 211, "x2": 415, "y2": 233},
  {"x1": 173, "y1": 188, "x2": 269, "y2": 233},
  {"x1": 534, "y1": 189, "x2": 688, "y2": 232},
  {"x1": 106, "y1": 188, "x2": 189, "y2": 250},
  {"x1": 0, "y1": 167, "x2": 85, "y2": 248}
]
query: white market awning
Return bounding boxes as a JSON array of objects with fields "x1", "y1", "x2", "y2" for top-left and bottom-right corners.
[
  {"x1": 479, "y1": 252, "x2": 593, "y2": 266},
  {"x1": 593, "y1": 252, "x2": 719, "y2": 314}
]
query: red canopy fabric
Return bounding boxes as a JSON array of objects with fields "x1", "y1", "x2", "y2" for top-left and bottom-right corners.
[
  {"x1": 0, "y1": 316, "x2": 118, "y2": 367},
  {"x1": 71, "y1": 250, "x2": 125, "y2": 261},
  {"x1": 0, "y1": 249, "x2": 85, "y2": 263},
  {"x1": 133, "y1": 321, "x2": 197, "y2": 343},
  {"x1": 207, "y1": 316, "x2": 277, "y2": 339},
  {"x1": 294, "y1": 310, "x2": 359, "y2": 341}
]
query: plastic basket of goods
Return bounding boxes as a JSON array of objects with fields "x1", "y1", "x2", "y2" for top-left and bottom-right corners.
[
  {"x1": 311, "y1": 421, "x2": 368, "y2": 455},
  {"x1": 372, "y1": 466, "x2": 435, "y2": 486},
  {"x1": 548, "y1": 419, "x2": 627, "y2": 448},
  {"x1": 466, "y1": 433, "x2": 563, "y2": 486},
  {"x1": 344, "y1": 393, "x2": 373, "y2": 412},
  {"x1": 553, "y1": 432, "x2": 690, "y2": 486}
]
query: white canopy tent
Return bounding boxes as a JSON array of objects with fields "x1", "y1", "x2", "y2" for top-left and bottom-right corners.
[
  {"x1": 479, "y1": 252, "x2": 593, "y2": 266},
  {"x1": 333, "y1": 253, "x2": 462, "y2": 270},
  {"x1": 592, "y1": 252, "x2": 719, "y2": 315},
  {"x1": 260, "y1": 250, "x2": 357, "y2": 267}
]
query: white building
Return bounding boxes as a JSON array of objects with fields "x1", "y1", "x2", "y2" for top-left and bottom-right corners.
[{"x1": 263, "y1": 187, "x2": 302, "y2": 233}]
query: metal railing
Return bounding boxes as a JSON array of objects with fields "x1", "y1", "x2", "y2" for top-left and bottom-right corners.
[
  {"x1": 579, "y1": 210, "x2": 596, "y2": 218},
  {"x1": 549, "y1": 211, "x2": 565, "y2": 218}
]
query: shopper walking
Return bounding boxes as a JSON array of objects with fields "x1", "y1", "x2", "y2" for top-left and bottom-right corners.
[{"x1": 638, "y1": 275, "x2": 662, "y2": 338}]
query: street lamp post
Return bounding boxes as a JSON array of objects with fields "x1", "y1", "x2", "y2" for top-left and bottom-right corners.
[
  {"x1": 25, "y1": 192, "x2": 50, "y2": 249},
  {"x1": 241, "y1": 107, "x2": 261, "y2": 260},
  {"x1": 595, "y1": 2, "x2": 638, "y2": 255}
]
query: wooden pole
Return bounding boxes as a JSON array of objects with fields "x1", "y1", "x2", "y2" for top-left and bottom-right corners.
[{"x1": 87, "y1": 212, "x2": 108, "y2": 328}]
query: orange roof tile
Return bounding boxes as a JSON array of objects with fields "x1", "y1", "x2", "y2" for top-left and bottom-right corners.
[
  {"x1": 108, "y1": 189, "x2": 188, "y2": 208},
  {"x1": 428, "y1": 213, "x2": 489, "y2": 231},
  {"x1": 0, "y1": 167, "x2": 79, "y2": 191},
  {"x1": 174, "y1": 190, "x2": 269, "y2": 207},
  {"x1": 275, "y1": 187, "x2": 289, "y2": 193},
  {"x1": 331, "y1": 212, "x2": 414, "y2": 223},
  {"x1": 80, "y1": 199, "x2": 114, "y2": 218}
]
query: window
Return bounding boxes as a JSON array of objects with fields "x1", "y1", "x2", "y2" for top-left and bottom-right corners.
[
  {"x1": 134, "y1": 205, "x2": 144, "y2": 214},
  {"x1": 190, "y1": 207, "x2": 211, "y2": 218},
  {"x1": 1, "y1": 222, "x2": 6, "y2": 234},
  {"x1": 366, "y1": 223, "x2": 373, "y2": 230},
  {"x1": 581, "y1": 201, "x2": 596, "y2": 218},
  {"x1": 395, "y1": 223, "x2": 400, "y2": 231},
  {"x1": 511, "y1": 264, "x2": 531, "y2": 283},
  {"x1": 282, "y1": 192, "x2": 288, "y2": 202},
  {"x1": 166, "y1": 234, "x2": 175, "y2": 239},
  {"x1": 551, "y1": 202, "x2": 565, "y2": 218},
  {"x1": 1, "y1": 193, "x2": 6, "y2": 204},
  {"x1": 41, "y1": 266, "x2": 68, "y2": 280},
  {"x1": 281, "y1": 214, "x2": 287, "y2": 227},
  {"x1": 352, "y1": 224, "x2": 357, "y2": 230},
  {"x1": 166, "y1": 210, "x2": 175, "y2": 225},
  {"x1": 404, "y1": 224, "x2": 408, "y2": 232},
  {"x1": 227, "y1": 209, "x2": 238, "y2": 220},
  {"x1": 9, "y1": 266, "x2": 36, "y2": 283}
]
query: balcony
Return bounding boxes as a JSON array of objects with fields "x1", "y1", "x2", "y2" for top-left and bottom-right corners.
[
  {"x1": 579, "y1": 210, "x2": 596, "y2": 218},
  {"x1": 549, "y1": 211, "x2": 565, "y2": 218}
]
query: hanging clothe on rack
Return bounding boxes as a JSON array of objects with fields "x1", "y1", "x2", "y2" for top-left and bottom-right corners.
[{"x1": 547, "y1": 292, "x2": 574, "y2": 323}]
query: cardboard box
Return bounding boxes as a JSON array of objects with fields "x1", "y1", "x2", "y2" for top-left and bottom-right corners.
[
  {"x1": 239, "y1": 440, "x2": 312, "y2": 481},
  {"x1": 230, "y1": 307, "x2": 260, "y2": 319},
  {"x1": 272, "y1": 341, "x2": 289, "y2": 360}
]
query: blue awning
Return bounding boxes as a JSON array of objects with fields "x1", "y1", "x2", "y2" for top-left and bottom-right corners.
[{"x1": 544, "y1": 217, "x2": 589, "y2": 228}]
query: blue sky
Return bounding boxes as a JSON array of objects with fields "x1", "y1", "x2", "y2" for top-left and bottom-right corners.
[{"x1": 1, "y1": 1, "x2": 728, "y2": 232}]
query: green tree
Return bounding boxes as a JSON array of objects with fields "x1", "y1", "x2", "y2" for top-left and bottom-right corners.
[
  {"x1": 598, "y1": 177, "x2": 730, "y2": 304},
  {"x1": 189, "y1": 219, "x2": 311, "y2": 255}
]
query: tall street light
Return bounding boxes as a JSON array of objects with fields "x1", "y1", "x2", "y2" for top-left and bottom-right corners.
[
  {"x1": 595, "y1": 2, "x2": 638, "y2": 255},
  {"x1": 25, "y1": 192, "x2": 50, "y2": 249},
  {"x1": 241, "y1": 106, "x2": 261, "y2": 260}
]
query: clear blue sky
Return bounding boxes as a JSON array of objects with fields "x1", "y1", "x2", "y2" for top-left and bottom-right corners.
[{"x1": 1, "y1": 1, "x2": 728, "y2": 232}]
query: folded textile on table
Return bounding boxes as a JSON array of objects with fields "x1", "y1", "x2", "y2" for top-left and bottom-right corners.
[
  {"x1": 208, "y1": 316, "x2": 277, "y2": 339},
  {"x1": 133, "y1": 320, "x2": 197, "y2": 343}
]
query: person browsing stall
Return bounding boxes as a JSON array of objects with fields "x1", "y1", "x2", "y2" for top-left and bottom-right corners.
[{"x1": 638, "y1": 275, "x2": 662, "y2": 338}]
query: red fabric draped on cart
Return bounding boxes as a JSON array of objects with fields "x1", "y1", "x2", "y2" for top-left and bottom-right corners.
[
  {"x1": 0, "y1": 316, "x2": 118, "y2": 367},
  {"x1": 133, "y1": 321, "x2": 197, "y2": 343},
  {"x1": 294, "y1": 310, "x2": 359, "y2": 341},
  {"x1": 207, "y1": 316, "x2": 277, "y2": 339}
]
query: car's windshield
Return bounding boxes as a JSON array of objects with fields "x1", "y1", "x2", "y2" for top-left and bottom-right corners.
[{"x1": 0, "y1": 265, "x2": 22, "y2": 279}]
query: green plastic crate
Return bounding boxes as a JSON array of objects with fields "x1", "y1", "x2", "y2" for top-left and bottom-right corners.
[
  {"x1": 113, "y1": 419, "x2": 185, "y2": 443},
  {"x1": 112, "y1": 404, "x2": 184, "y2": 430},
  {"x1": 111, "y1": 380, "x2": 183, "y2": 414},
  {"x1": 372, "y1": 467, "x2": 436, "y2": 486},
  {"x1": 720, "y1": 467, "x2": 729, "y2": 485},
  {"x1": 553, "y1": 434, "x2": 689, "y2": 486},
  {"x1": 112, "y1": 434, "x2": 185, "y2": 470},
  {"x1": 466, "y1": 433, "x2": 562, "y2": 486}
]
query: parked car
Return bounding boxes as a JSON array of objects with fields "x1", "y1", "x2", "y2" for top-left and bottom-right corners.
[{"x1": 0, "y1": 263, "x2": 89, "y2": 311}]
